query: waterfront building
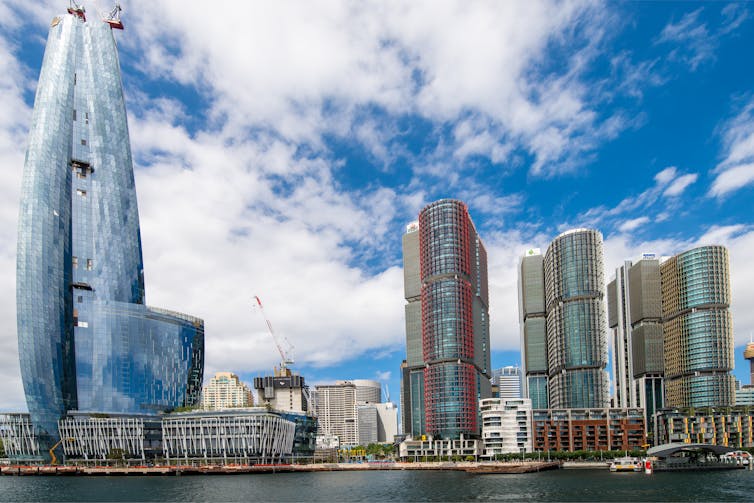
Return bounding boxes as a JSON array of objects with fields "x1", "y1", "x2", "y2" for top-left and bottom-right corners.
[
  {"x1": 15, "y1": 6, "x2": 204, "y2": 451},
  {"x1": 492, "y1": 366, "x2": 523, "y2": 399},
  {"x1": 398, "y1": 435, "x2": 480, "y2": 461},
  {"x1": 161, "y1": 409, "x2": 295, "y2": 464},
  {"x1": 661, "y1": 246, "x2": 735, "y2": 408},
  {"x1": 544, "y1": 229, "x2": 610, "y2": 409},
  {"x1": 400, "y1": 221, "x2": 426, "y2": 437},
  {"x1": 480, "y1": 398, "x2": 532, "y2": 458},
  {"x1": 654, "y1": 407, "x2": 754, "y2": 448},
  {"x1": 0, "y1": 414, "x2": 41, "y2": 462},
  {"x1": 201, "y1": 372, "x2": 254, "y2": 410},
  {"x1": 607, "y1": 255, "x2": 665, "y2": 432},
  {"x1": 58, "y1": 413, "x2": 162, "y2": 462},
  {"x1": 518, "y1": 249, "x2": 549, "y2": 409},
  {"x1": 532, "y1": 408, "x2": 645, "y2": 452},
  {"x1": 418, "y1": 199, "x2": 492, "y2": 439},
  {"x1": 315, "y1": 380, "x2": 381, "y2": 446}
]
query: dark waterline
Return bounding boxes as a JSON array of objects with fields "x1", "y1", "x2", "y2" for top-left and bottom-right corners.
[{"x1": 1, "y1": 469, "x2": 753, "y2": 502}]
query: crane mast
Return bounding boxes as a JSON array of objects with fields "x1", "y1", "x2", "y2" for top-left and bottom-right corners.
[{"x1": 253, "y1": 295, "x2": 294, "y2": 376}]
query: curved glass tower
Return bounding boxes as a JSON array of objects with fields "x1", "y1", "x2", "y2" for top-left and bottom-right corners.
[
  {"x1": 419, "y1": 199, "x2": 490, "y2": 439},
  {"x1": 661, "y1": 245, "x2": 735, "y2": 407},
  {"x1": 17, "y1": 8, "x2": 203, "y2": 448},
  {"x1": 544, "y1": 229, "x2": 609, "y2": 409}
]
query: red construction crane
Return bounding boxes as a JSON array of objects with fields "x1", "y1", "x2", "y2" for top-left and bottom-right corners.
[{"x1": 253, "y1": 296, "x2": 294, "y2": 374}]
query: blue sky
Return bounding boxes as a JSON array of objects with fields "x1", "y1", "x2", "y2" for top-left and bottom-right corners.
[{"x1": 0, "y1": 1, "x2": 753, "y2": 412}]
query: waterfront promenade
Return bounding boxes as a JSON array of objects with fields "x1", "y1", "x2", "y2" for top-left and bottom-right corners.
[{"x1": 0, "y1": 461, "x2": 561, "y2": 476}]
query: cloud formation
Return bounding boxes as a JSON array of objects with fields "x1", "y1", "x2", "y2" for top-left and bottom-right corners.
[{"x1": 710, "y1": 97, "x2": 754, "y2": 197}]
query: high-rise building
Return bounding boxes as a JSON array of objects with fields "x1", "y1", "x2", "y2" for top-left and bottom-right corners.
[
  {"x1": 16, "y1": 7, "x2": 203, "y2": 450},
  {"x1": 374, "y1": 402, "x2": 399, "y2": 443},
  {"x1": 543, "y1": 229, "x2": 609, "y2": 409},
  {"x1": 419, "y1": 199, "x2": 491, "y2": 439},
  {"x1": 607, "y1": 255, "x2": 664, "y2": 426},
  {"x1": 744, "y1": 342, "x2": 754, "y2": 386},
  {"x1": 355, "y1": 401, "x2": 398, "y2": 445},
  {"x1": 201, "y1": 372, "x2": 254, "y2": 410},
  {"x1": 253, "y1": 371, "x2": 310, "y2": 413},
  {"x1": 492, "y1": 366, "x2": 523, "y2": 399},
  {"x1": 315, "y1": 380, "x2": 381, "y2": 446},
  {"x1": 400, "y1": 221, "x2": 425, "y2": 437},
  {"x1": 661, "y1": 245, "x2": 735, "y2": 407},
  {"x1": 518, "y1": 249, "x2": 548, "y2": 409}
]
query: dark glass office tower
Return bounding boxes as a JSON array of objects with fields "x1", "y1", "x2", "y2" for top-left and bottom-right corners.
[
  {"x1": 418, "y1": 199, "x2": 491, "y2": 439},
  {"x1": 16, "y1": 7, "x2": 203, "y2": 449},
  {"x1": 518, "y1": 249, "x2": 548, "y2": 409}
]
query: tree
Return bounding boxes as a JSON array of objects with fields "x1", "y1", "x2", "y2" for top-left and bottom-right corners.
[{"x1": 0, "y1": 438, "x2": 5, "y2": 458}]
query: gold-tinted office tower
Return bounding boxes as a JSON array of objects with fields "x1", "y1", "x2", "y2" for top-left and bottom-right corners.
[{"x1": 661, "y1": 245, "x2": 735, "y2": 407}]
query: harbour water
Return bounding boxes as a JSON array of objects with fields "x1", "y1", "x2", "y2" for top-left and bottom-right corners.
[{"x1": 1, "y1": 468, "x2": 753, "y2": 502}]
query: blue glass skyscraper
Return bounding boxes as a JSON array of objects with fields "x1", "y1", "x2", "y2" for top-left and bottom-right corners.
[{"x1": 16, "y1": 6, "x2": 203, "y2": 448}]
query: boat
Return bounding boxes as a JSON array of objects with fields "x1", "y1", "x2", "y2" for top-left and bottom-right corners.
[{"x1": 609, "y1": 456, "x2": 642, "y2": 472}]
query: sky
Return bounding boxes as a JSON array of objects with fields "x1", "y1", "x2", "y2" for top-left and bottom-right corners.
[{"x1": 0, "y1": 1, "x2": 753, "y2": 413}]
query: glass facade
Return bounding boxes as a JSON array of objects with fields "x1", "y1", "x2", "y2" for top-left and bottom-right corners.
[
  {"x1": 519, "y1": 252, "x2": 548, "y2": 408},
  {"x1": 17, "y1": 12, "x2": 203, "y2": 449},
  {"x1": 661, "y1": 245, "x2": 734, "y2": 407},
  {"x1": 419, "y1": 200, "x2": 490, "y2": 439},
  {"x1": 526, "y1": 376, "x2": 548, "y2": 409},
  {"x1": 543, "y1": 229, "x2": 608, "y2": 409}
]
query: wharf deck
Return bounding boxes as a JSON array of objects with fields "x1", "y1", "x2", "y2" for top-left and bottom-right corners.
[{"x1": 0, "y1": 461, "x2": 562, "y2": 476}]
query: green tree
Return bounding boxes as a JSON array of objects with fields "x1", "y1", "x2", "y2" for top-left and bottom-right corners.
[
  {"x1": 0, "y1": 437, "x2": 5, "y2": 458},
  {"x1": 107, "y1": 448, "x2": 125, "y2": 463}
]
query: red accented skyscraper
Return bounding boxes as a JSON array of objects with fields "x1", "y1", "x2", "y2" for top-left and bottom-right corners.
[{"x1": 418, "y1": 199, "x2": 491, "y2": 439}]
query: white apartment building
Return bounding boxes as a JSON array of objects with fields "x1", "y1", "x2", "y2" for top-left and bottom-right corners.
[
  {"x1": 480, "y1": 398, "x2": 533, "y2": 458},
  {"x1": 200, "y1": 372, "x2": 254, "y2": 410}
]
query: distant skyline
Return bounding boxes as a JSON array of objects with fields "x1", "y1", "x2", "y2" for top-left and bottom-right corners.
[{"x1": 1, "y1": 1, "x2": 753, "y2": 411}]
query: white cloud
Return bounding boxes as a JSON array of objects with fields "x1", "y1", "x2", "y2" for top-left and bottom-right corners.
[
  {"x1": 618, "y1": 216, "x2": 650, "y2": 233},
  {"x1": 655, "y1": 8, "x2": 713, "y2": 71},
  {"x1": 711, "y1": 97, "x2": 754, "y2": 197},
  {"x1": 576, "y1": 166, "x2": 697, "y2": 231},
  {"x1": 654, "y1": 5, "x2": 752, "y2": 73},
  {"x1": 663, "y1": 173, "x2": 698, "y2": 197},
  {"x1": 374, "y1": 370, "x2": 391, "y2": 381}
]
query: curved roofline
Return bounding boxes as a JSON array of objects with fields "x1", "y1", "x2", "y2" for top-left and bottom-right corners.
[{"x1": 647, "y1": 442, "x2": 738, "y2": 458}]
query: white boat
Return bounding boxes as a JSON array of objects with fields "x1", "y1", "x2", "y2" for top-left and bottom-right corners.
[{"x1": 609, "y1": 456, "x2": 642, "y2": 472}]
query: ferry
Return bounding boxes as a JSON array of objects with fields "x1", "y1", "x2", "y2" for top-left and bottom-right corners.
[
  {"x1": 609, "y1": 456, "x2": 642, "y2": 472},
  {"x1": 720, "y1": 451, "x2": 751, "y2": 465}
]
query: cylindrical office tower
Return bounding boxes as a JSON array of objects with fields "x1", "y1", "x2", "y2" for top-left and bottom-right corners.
[
  {"x1": 419, "y1": 199, "x2": 490, "y2": 439},
  {"x1": 661, "y1": 245, "x2": 735, "y2": 407},
  {"x1": 544, "y1": 229, "x2": 609, "y2": 409}
]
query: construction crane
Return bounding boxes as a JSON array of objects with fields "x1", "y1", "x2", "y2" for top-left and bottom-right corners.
[{"x1": 253, "y1": 296, "x2": 294, "y2": 376}]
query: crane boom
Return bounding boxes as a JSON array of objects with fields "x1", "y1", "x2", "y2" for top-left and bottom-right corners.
[{"x1": 253, "y1": 296, "x2": 294, "y2": 372}]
